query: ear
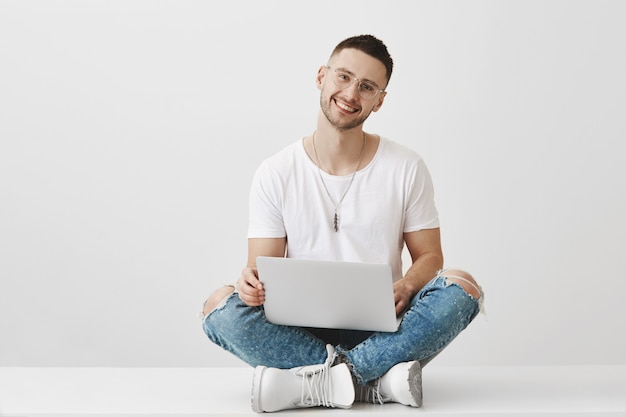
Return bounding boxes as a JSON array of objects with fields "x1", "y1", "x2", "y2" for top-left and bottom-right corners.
[
  {"x1": 372, "y1": 91, "x2": 387, "y2": 112},
  {"x1": 315, "y1": 66, "x2": 326, "y2": 90}
]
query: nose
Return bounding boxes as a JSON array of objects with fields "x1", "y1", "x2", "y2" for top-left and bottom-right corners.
[{"x1": 345, "y1": 79, "x2": 361, "y2": 99}]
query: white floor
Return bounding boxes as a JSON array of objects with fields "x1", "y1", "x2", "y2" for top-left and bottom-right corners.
[{"x1": 0, "y1": 366, "x2": 624, "y2": 416}]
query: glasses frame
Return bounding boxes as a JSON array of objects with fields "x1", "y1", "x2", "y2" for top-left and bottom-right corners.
[{"x1": 325, "y1": 66, "x2": 385, "y2": 99}]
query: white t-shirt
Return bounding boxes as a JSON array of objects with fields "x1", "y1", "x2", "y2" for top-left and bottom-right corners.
[{"x1": 248, "y1": 137, "x2": 439, "y2": 280}]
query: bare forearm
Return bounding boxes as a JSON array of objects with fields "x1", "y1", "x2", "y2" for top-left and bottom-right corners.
[
  {"x1": 247, "y1": 238, "x2": 286, "y2": 266},
  {"x1": 393, "y1": 251, "x2": 443, "y2": 315},
  {"x1": 402, "y1": 251, "x2": 444, "y2": 295},
  {"x1": 237, "y1": 237, "x2": 286, "y2": 307},
  {"x1": 401, "y1": 228, "x2": 444, "y2": 296}
]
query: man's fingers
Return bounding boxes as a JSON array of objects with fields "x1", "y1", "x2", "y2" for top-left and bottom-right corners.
[
  {"x1": 237, "y1": 267, "x2": 265, "y2": 306},
  {"x1": 242, "y1": 267, "x2": 263, "y2": 288}
]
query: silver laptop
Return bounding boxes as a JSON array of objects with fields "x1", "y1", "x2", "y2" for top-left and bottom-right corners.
[{"x1": 256, "y1": 256, "x2": 401, "y2": 332}]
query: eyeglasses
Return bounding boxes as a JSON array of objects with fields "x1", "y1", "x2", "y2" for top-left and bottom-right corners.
[{"x1": 326, "y1": 66, "x2": 384, "y2": 99}]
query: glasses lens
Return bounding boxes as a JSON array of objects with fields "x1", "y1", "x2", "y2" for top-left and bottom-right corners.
[
  {"x1": 358, "y1": 82, "x2": 378, "y2": 99},
  {"x1": 330, "y1": 68, "x2": 380, "y2": 99},
  {"x1": 333, "y1": 70, "x2": 352, "y2": 87}
]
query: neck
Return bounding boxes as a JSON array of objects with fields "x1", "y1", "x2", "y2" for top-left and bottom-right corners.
[
  {"x1": 310, "y1": 113, "x2": 369, "y2": 171},
  {"x1": 311, "y1": 130, "x2": 366, "y2": 176},
  {"x1": 315, "y1": 111, "x2": 365, "y2": 149}
]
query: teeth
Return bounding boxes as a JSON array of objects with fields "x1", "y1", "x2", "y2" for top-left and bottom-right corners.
[{"x1": 336, "y1": 100, "x2": 357, "y2": 113}]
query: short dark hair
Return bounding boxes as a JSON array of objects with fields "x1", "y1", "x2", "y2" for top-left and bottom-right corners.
[{"x1": 330, "y1": 34, "x2": 394, "y2": 85}]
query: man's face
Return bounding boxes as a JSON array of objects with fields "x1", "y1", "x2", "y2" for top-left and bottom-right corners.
[{"x1": 318, "y1": 48, "x2": 388, "y2": 132}]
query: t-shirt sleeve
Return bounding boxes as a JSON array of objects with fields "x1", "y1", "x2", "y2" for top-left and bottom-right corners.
[
  {"x1": 403, "y1": 158, "x2": 440, "y2": 233},
  {"x1": 247, "y1": 161, "x2": 287, "y2": 238}
]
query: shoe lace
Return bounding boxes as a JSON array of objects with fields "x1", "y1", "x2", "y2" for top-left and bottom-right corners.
[
  {"x1": 362, "y1": 379, "x2": 387, "y2": 404},
  {"x1": 299, "y1": 345, "x2": 336, "y2": 407}
]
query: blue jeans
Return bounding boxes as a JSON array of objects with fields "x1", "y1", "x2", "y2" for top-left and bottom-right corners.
[{"x1": 202, "y1": 272, "x2": 481, "y2": 384}]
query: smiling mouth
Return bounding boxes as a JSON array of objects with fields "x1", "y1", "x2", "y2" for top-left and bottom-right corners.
[{"x1": 334, "y1": 98, "x2": 359, "y2": 113}]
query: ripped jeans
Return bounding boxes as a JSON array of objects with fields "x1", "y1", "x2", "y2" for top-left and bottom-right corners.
[{"x1": 202, "y1": 271, "x2": 482, "y2": 384}]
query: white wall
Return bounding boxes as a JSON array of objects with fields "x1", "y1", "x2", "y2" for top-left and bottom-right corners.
[{"x1": 1, "y1": 0, "x2": 624, "y2": 367}]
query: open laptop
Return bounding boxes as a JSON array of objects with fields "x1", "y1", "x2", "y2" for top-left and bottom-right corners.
[{"x1": 256, "y1": 256, "x2": 401, "y2": 332}]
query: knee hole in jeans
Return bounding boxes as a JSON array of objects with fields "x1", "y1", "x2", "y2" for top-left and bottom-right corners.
[
  {"x1": 440, "y1": 269, "x2": 482, "y2": 300},
  {"x1": 202, "y1": 285, "x2": 235, "y2": 317}
]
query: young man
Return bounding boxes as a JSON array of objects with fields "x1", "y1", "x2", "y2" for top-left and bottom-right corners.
[{"x1": 201, "y1": 34, "x2": 483, "y2": 412}]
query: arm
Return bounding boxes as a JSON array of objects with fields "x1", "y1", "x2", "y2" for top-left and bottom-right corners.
[
  {"x1": 393, "y1": 228, "x2": 444, "y2": 315},
  {"x1": 236, "y1": 237, "x2": 287, "y2": 307}
]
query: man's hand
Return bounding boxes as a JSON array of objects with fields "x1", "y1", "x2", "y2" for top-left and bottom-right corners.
[
  {"x1": 236, "y1": 266, "x2": 265, "y2": 307},
  {"x1": 393, "y1": 278, "x2": 417, "y2": 316}
]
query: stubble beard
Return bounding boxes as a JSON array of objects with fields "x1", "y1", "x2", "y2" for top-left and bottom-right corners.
[{"x1": 320, "y1": 95, "x2": 371, "y2": 132}]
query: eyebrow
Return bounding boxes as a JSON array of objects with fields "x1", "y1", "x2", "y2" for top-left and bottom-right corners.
[{"x1": 335, "y1": 66, "x2": 381, "y2": 89}]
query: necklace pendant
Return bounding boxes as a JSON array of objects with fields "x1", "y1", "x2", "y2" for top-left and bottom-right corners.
[{"x1": 312, "y1": 131, "x2": 366, "y2": 233}]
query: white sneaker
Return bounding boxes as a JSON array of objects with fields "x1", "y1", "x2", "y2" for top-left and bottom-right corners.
[
  {"x1": 251, "y1": 345, "x2": 355, "y2": 412},
  {"x1": 356, "y1": 360, "x2": 422, "y2": 407}
]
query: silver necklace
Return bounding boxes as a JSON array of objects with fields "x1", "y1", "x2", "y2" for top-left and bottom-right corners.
[{"x1": 312, "y1": 131, "x2": 366, "y2": 232}]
